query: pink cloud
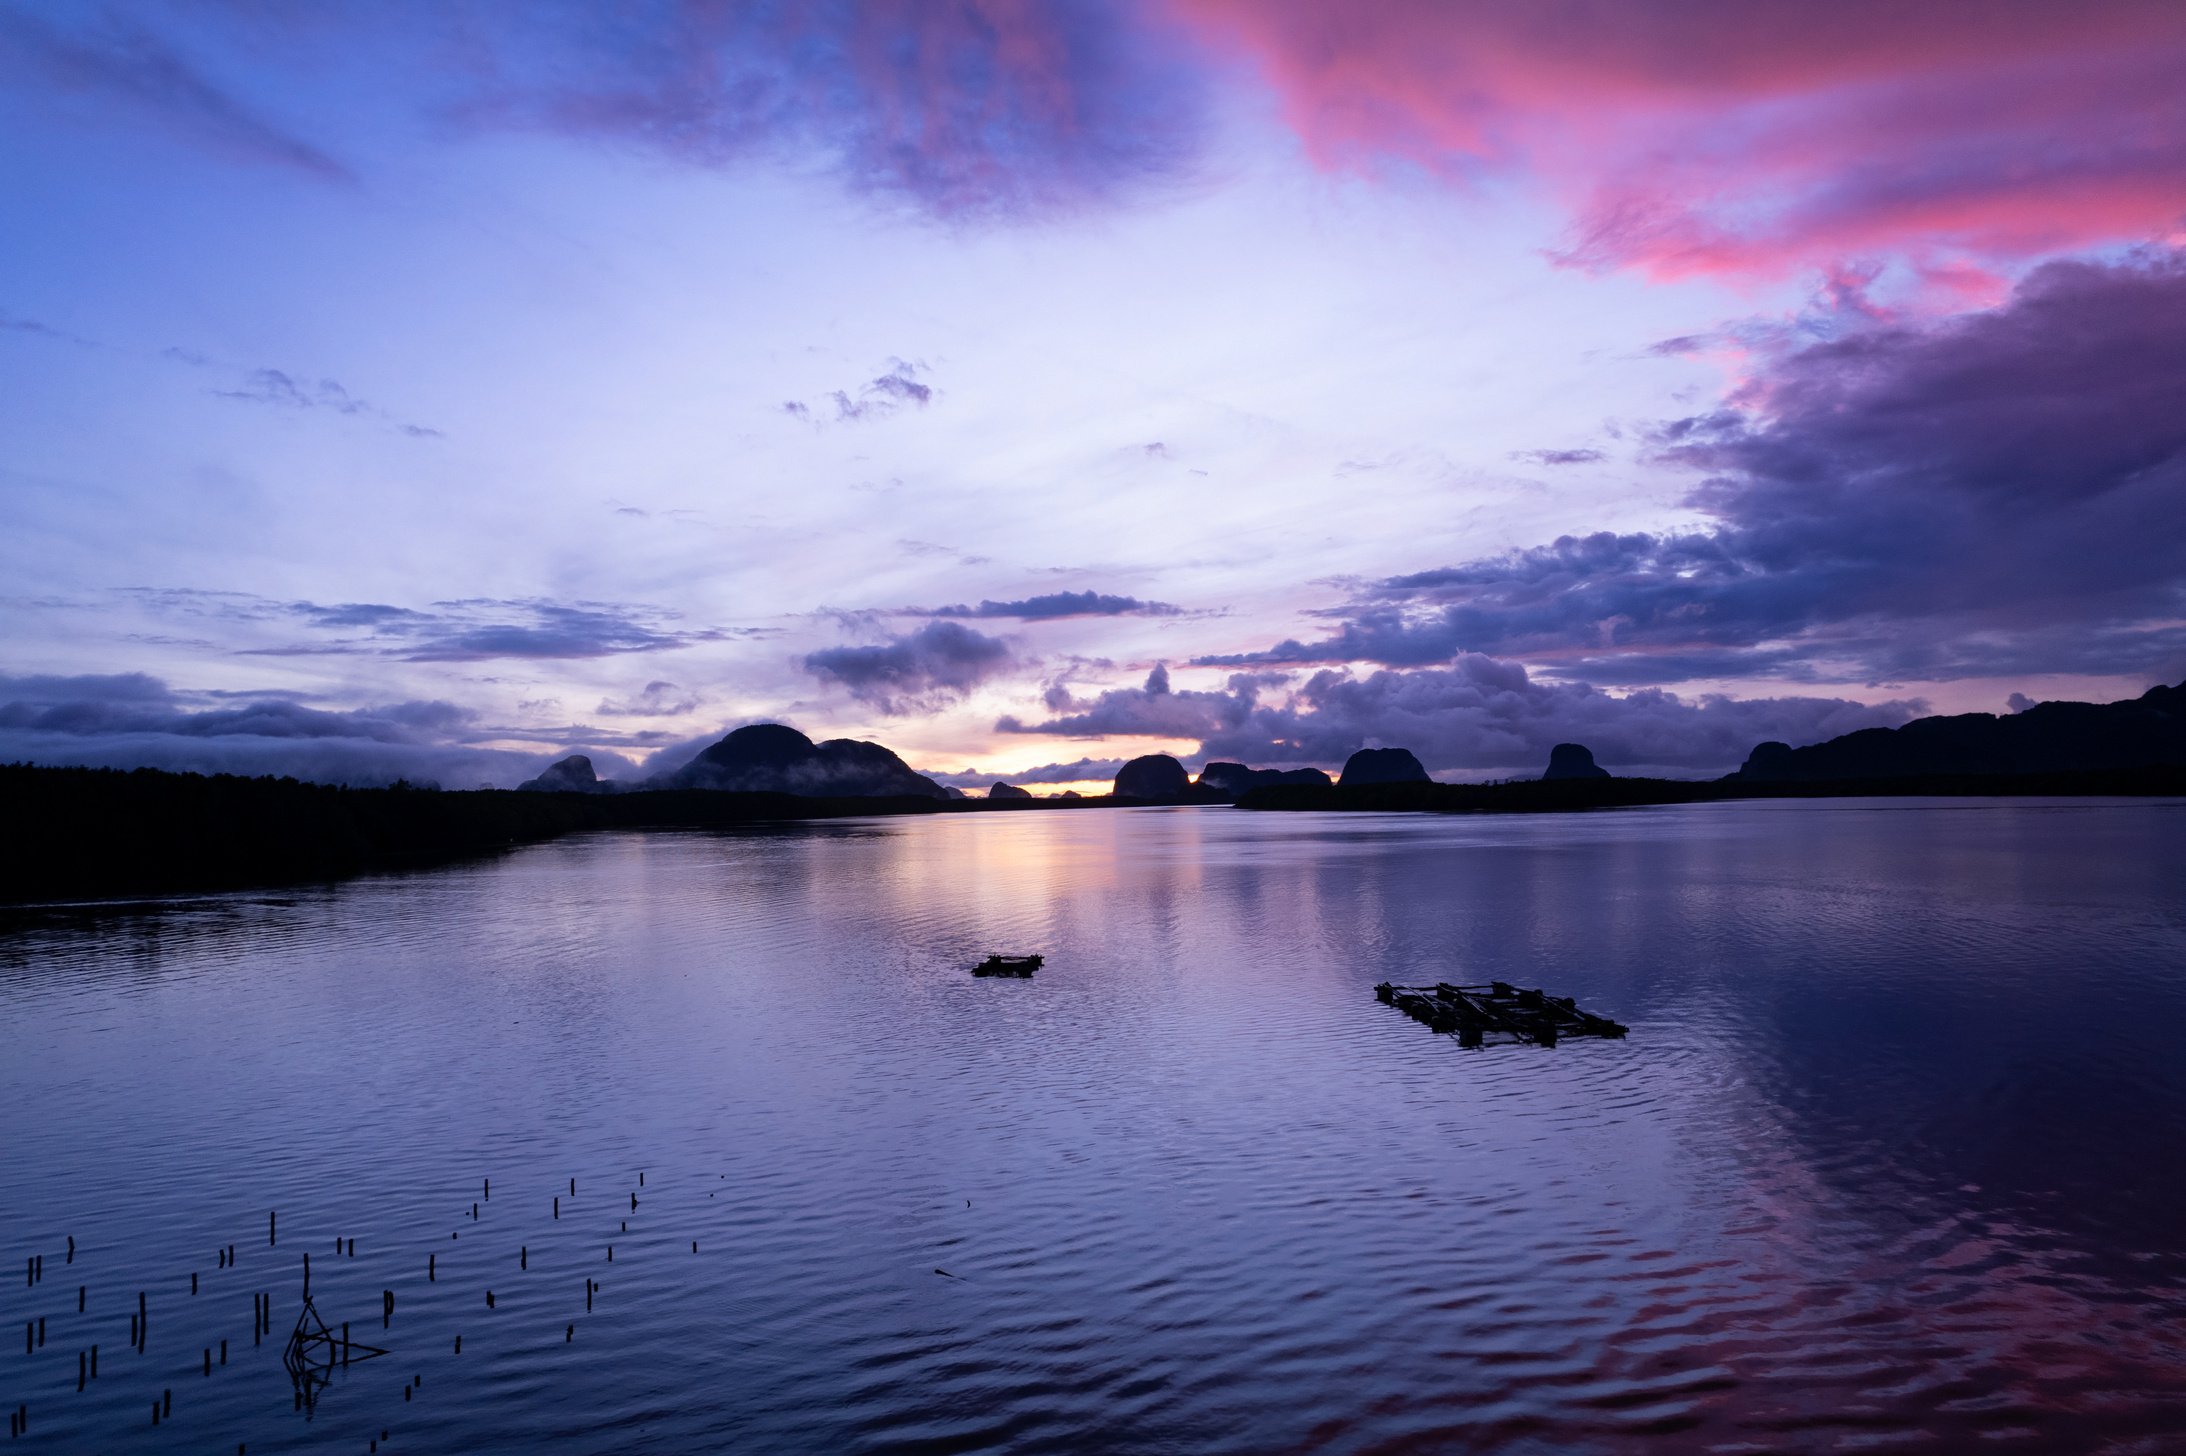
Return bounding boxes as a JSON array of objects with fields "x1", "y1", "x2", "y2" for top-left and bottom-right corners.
[{"x1": 1171, "y1": 0, "x2": 2186, "y2": 280}]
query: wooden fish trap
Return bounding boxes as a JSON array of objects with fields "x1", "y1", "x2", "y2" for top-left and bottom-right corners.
[
  {"x1": 1374, "y1": 980, "x2": 1627, "y2": 1047},
  {"x1": 282, "y1": 1295, "x2": 387, "y2": 1411}
]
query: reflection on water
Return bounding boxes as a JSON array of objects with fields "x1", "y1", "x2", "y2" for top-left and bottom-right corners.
[{"x1": 2, "y1": 800, "x2": 2183, "y2": 1453}]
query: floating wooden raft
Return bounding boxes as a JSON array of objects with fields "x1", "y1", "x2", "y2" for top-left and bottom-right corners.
[
  {"x1": 974, "y1": 953, "x2": 1043, "y2": 977},
  {"x1": 1374, "y1": 980, "x2": 1627, "y2": 1047}
]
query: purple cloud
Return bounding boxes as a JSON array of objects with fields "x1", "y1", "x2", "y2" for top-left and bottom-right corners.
[
  {"x1": 1199, "y1": 252, "x2": 2186, "y2": 686},
  {"x1": 920, "y1": 591, "x2": 1181, "y2": 620},
  {"x1": 211, "y1": 366, "x2": 442, "y2": 437},
  {"x1": 126, "y1": 589, "x2": 737, "y2": 662},
  {"x1": 803, "y1": 620, "x2": 1015, "y2": 712},
  {"x1": 1003, "y1": 655, "x2": 1917, "y2": 777},
  {"x1": 785, "y1": 361, "x2": 935, "y2": 424},
  {"x1": 997, "y1": 662, "x2": 1266, "y2": 740}
]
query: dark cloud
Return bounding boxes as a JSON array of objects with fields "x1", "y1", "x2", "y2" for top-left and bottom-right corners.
[
  {"x1": 122, "y1": 588, "x2": 740, "y2": 662},
  {"x1": 596, "y1": 681, "x2": 700, "y2": 717},
  {"x1": 1510, "y1": 447, "x2": 1606, "y2": 466},
  {"x1": 1001, "y1": 656, "x2": 1916, "y2": 777},
  {"x1": 294, "y1": 602, "x2": 429, "y2": 629},
  {"x1": 468, "y1": 1, "x2": 1200, "y2": 219},
  {"x1": 0, "y1": 671, "x2": 605, "y2": 787},
  {"x1": 997, "y1": 662, "x2": 1266, "y2": 740},
  {"x1": 0, "y1": 677, "x2": 462, "y2": 745},
  {"x1": 803, "y1": 621, "x2": 1016, "y2": 713},
  {"x1": 1201, "y1": 253, "x2": 2186, "y2": 687},
  {"x1": 0, "y1": 672, "x2": 655, "y2": 787},
  {"x1": 0, "y1": 6, "x2": 351, "y2": 180},
  {"x1": 919, "y1": 590, "x2": 1182, "y2": 620}
]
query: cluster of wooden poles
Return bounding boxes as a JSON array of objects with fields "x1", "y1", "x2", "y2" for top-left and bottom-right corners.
[{"x1": 3, "y1": 1166, "x2": 709, "y2": 1448}]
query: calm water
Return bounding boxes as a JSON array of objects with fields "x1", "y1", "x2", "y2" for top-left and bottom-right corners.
[{"x1": 3, "y1": 800, "x2": 2184, "y2": 1454}]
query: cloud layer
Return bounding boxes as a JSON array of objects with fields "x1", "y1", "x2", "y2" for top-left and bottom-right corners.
[
  {"x1": 919, "y1": 591, "x2": 1181, "y2": 620},
  {"x1": 803, "y1": 620, "x2": 1016, "y2": 713},
  {"x1": 1199, "y1": 252, "x2": 2186, "y2": 686},
  {"x1": 0, "y1": 5, "x2": 351, "y2": 180},
  {"x1": 1003, "y1": 657, "x2": 1917, "y2": 777},
  {"x1": 1177, "y1": 0, "x2": 2186, "y2": 281},
  {"x1": 121, "y1": 589, "x2": 740, "y2": 663},
  {"x1": 19, "y1": 4, "x2": 2186, "y2": 280},
  {"x1": 471, "y1": 0, "x2": 1202, "y2": 219},
  {"x1": 0, "y1": 672, "x2": 629, "y2": 788}
]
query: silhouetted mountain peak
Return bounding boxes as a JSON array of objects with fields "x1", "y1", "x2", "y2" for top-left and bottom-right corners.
[
  {"x1": 1114, "y1": 754, "x2": 1191, "y2": 800},
  {"x1": 1542, "y1": 743, "x2": 1610, "y2": 781},
  {"x1": 516, "y1": 754, "x2": 607, "y2": 794},
  {"x1": 1339, "y1": 747, "x2": 1430, "y2": 787},
  {"x1": 664, "y1": 723, "x2": 947, "y2": 799},
  {"x1": 1195, "y1": 762, "x2": 1333, "y2": 800},
  {"x1": 694, "y1": 723, "x2": 817, "y2": 772}
]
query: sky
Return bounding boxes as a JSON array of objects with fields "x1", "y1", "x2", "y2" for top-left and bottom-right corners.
[{"x1": 3, "y1": 0, "x2": 2184, "y2": 791}]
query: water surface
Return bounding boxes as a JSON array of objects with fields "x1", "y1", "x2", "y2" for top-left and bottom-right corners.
[{"x1": 3, "y1": 800, "x2": 2184, "y2": 1453}]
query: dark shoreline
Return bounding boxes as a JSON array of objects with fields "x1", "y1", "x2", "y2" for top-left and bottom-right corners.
[
  {"x1": 1234, "y1": 765, "x2": 2186, "y2": 814},
  {"x1": 0, "y1": 763, "x2": 1110, "y2": 906},
  {"x1": 7, "y1": 761, "x2": 2183, "y2": 906}
]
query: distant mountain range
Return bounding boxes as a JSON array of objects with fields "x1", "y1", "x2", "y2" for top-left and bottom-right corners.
[
  {"x1": 516, "y1": 680, "x2": 2186, "y2": 807},
  {"x1": 1115, "y1": 678, "x2": 2186, "y2": 804},
  {"x1": 10, "y1": 681, "x2": 2181, "y2": 902},
  {"x1": 1730, "y1": 680, "x2": 2185, "y2": 782},
  {"x1": 520, "y1": 723, "x2": 948, "y2": 799}
]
